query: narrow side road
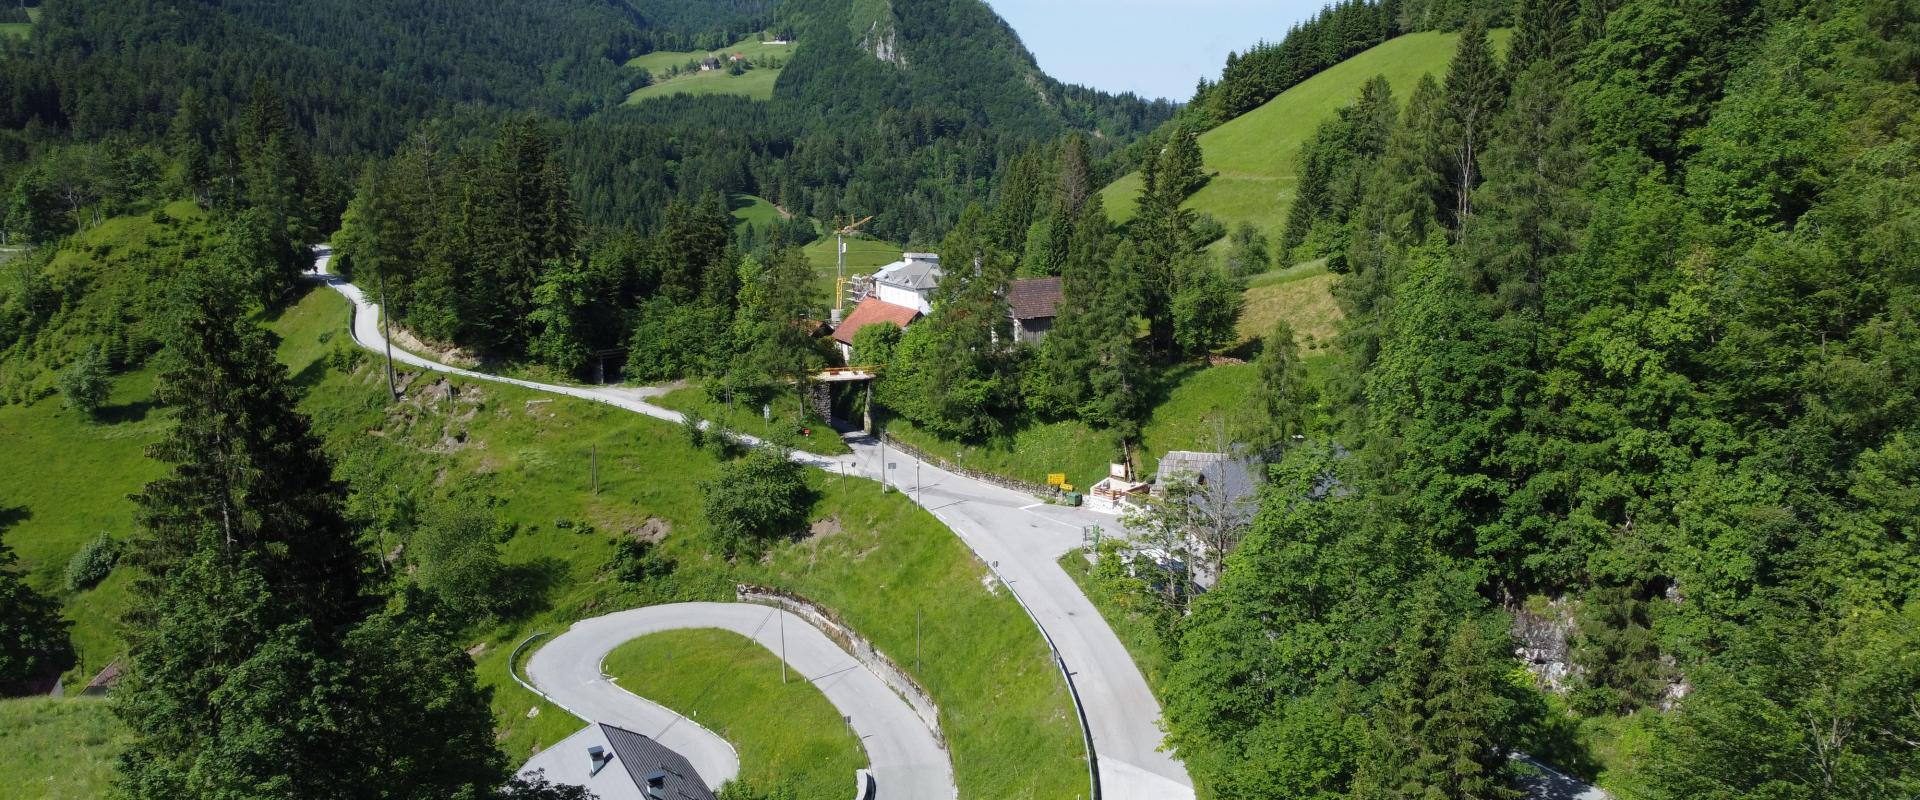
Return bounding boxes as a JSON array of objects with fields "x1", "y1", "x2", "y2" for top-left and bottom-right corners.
[
  {"x1": 309, "y1": 251, "x2": 1196, "y2": 799},
  {"x1": 523, "y1": 602, "x2": 953, "y2": 799}
]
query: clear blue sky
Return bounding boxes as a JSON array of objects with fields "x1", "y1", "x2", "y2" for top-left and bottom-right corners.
[{"x1": 985, "y1": 0, "x2": 1328, "y2": 101}]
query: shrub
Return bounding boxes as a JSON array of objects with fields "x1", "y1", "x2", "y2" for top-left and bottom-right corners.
[
  {"x1": 701, "y1": 446, "x2": 812, "y2": 558},
  {"x1": 59, "y1": 346, "x2": 111, "y2": 419},
  {"x1": 64, "y1": 533, "x2": 120, "y2": 592},
  {"x1": 411, "y1": 504, "x2": 512, "y2": 621}
]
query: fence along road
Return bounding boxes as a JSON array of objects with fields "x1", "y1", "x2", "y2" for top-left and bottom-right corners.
[{"x1": 523, "y1": 602, "x2": 954, "y2": 799}]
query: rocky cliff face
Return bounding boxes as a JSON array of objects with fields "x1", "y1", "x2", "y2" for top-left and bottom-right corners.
[
  {"x1": 861, "y1": 18, "x2": 906, "y2": 65},
  {"x1": 1512, "y1": 596, "x2": 1579, "y2": 692}
]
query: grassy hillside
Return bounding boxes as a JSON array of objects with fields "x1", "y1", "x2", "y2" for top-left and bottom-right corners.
[
  {"x1": 605, "y1": 628, "x2": 863, "y2": 800},
  {"x1": 0, "y1": 697, "x2": 125, "y2": 800},
  {"x1": 0, "y1": 7, "x2": 40, "y2": 39},
  {"x1": 627, "y1": 66, "x2": 782, "y2": 102},
  {"x1": 802, "y1": 234, "x2": 902, "y2": 304},
  {"x1": 729, "y1": 193, "x2": 789, "y2": 231},
  {"x1": 625, "y1": 35, "x2": 793, "y2": 104},
  {"x1": 1238, "y1": 260, "x2": 1342, "y2": 351},
  {"x1": 0, "y1": 263, "x2": 1085, "y2": 798},
  {"x1": 625, "y1": 36, "x2": 794, "y2": 74},
  {"x1": 1100, "y1": 31, "x2": 1507, "y2": 239}
]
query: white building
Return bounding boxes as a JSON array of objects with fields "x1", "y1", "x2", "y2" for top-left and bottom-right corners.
[{"x1": 870, "y1": 253, "x2": 942, "y2": 314}]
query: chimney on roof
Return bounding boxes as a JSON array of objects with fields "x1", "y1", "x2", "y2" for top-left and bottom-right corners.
[{"x1": 588, "y1": 744, "x2": 613, "y2": 776}]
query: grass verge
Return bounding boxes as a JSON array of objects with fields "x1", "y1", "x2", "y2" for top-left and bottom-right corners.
[
  {"x1": 0, "y1": 697, "x2": 126, "y2": 800},
  {"x1": 605, "y1": 628, "x2": 863, "y2": 800},
  {"x1": 652, "y1": 384, "x2": 852, "y2": 456}
]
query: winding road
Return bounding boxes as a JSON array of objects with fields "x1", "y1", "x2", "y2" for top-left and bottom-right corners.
[
  {"x1": 309, "y1": 250, "x2": 1196, "y2": 799},
  {"x1": 522, "y1": 603, "x2": 952, "y2": 798}
]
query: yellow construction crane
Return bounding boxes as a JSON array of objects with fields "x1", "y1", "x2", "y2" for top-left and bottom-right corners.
[{"x1": 833, "y1": 214, "x2": 875, "y2": 319}]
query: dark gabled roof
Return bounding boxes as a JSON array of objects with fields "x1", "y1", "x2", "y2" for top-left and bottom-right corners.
[
  {"x1": 832, "y1": 297, "x2": 921, "y2": 345},
  {"x1": 1007, "y1": 277, "x2": 1063, "y2": 320},
  {"x1": 600, "y1": 724, "x2": 715, "y2": 800}
]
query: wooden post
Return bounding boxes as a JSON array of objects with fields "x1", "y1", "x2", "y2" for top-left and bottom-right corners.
[
  {"x1": 377, "y1": 269, "x2": 399, "y2": 402},
  {"x1": 590, "y1": 444, "x2": 599, "y2": 495}
]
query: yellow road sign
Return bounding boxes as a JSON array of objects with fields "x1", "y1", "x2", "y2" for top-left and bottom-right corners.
[{"x1": 1046, "y1": 473, "x2": 1067, "y2": 486}]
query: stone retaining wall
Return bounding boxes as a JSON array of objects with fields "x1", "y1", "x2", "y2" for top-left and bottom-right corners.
[
  {"x1": 735, "y1": 584, "x2": 945, "y2": 747},
  {"x1": 879, "y1": 433, "x2": 1056, "y2": 497}
]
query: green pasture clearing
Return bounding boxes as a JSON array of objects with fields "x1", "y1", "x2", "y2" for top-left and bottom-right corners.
[
  {"x1": 0, "y1": 697, "x2": 126, "y2": 800},
  {"x1": 626, "y1": 36, "x2": 795, "y2": 75},
  {"x1": 730, "y1": 193, "x2": 788, "y2": 231},
  {"x1": 1237, "y1": 260, "x2": 1344, "y2": 351},
  {"x1": 0, "y1": 6, "x2": 38, "y2": 39},
  {"x1": 626, "y1": 65, "x2": 783, "y2": 103},
  {"x1": 605, "y1": 628, "x2": 863, "y2": 800},
  {"x1": 1101, "y1": 30, "x2": 1507, "y2": 240}
]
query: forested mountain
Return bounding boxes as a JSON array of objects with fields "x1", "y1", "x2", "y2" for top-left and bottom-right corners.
[{"x1": 1141, "y1": 1, "x2": 1920, "y2": 798}]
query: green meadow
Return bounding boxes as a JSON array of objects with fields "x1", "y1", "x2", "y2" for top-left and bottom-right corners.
[{"x1": 605, "y1": 628, "x2": 863, "y2": 800}]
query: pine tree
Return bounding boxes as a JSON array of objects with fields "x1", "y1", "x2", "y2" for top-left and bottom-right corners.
[
  {"x1": 168, "y1": 88, "x2": 215, "y2": 207},
  {"x1": 0, "y1": 535, "x2": 74, "y2": 695},
  {"x1": 233, "y1": 80, "x2": 318, "y2": 295},
  {"x1": 132, "y1": 266, "x2": 371, "y2": 637},
  {"x1": 1255, "y1": 319, "x2": 1311, "y2": 446},
  {"x1": 1442, "y1": 17, "x2": 1508, "y2": 230},
  {"x1": 1461, "y1": 55, "x2": 1588, "y2": 320},
  {"x1": 1424, "y1": 619, "x2": 1520, "y2": 800}
]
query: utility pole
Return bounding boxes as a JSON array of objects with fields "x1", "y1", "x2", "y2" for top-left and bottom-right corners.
[
  {"x1": 590, "y1": 444, "x2": 599, "y2": 495},
  {"x1": 831, "y1": 215, "x2": 873, "y2": 322},
  {"x1": 879, "y1": 436, "x2": 887, "y2": 493},
  {"x1": 377, "y1": 267, "x2": 399, "y2": 401}
]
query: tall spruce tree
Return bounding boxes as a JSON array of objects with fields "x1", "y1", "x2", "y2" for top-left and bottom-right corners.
[
  {"x1": 121, "y1": 261, "x2": 513, "y2": 800},
  {"x1": 133, "y1": 262, "x2": 370, "y2": 636},
  {"x1": 1441, "y1": 17, "x2": 1508, "y2": 231}
]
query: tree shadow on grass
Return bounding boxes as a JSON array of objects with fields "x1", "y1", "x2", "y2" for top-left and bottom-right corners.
[
  {"x1": 95, "y1": 398, "x2": 156, "y2": 425},
  {"x1": 496, "y1": 556, "x2": 571, "y2": 622},
  {"x1": 0, "y1": 504, "x2": 29, "y2": 537},
  {"x1": 290, "y1": 357, "x2": 331, "y2": 390}
]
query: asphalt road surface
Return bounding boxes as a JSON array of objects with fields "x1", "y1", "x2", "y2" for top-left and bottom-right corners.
[
  {"x1": 523, "y1": 602, "x2": 954, "y2": 798},
  {"x1": 313, "y1": 249, "x2": 1196, "y2": 798}
]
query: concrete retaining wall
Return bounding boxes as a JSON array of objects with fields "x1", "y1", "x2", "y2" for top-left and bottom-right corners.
[{"x1": 736, "y1": 584, "x2": 945, "y2": 747}]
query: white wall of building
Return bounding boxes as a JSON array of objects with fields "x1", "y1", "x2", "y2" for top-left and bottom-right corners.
[{"x1": 875, "y1": 283, "x2": 932, "y2": 314}]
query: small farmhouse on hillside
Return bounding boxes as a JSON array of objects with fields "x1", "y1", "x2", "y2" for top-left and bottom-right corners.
[
  {"x1": 1005, "y1": 276, "x2": 1062, "y2": 343},
  {"x1": 699, "y1": 55, "x2": 723, "y2": 71}
]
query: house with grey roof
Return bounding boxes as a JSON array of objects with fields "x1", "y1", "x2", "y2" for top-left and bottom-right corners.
[
  {"x1": 869, "y1": 253, "x2": 942, "y2": 314},
  {"x1": 1153, "y1": 451, "x2": 1261, "y2": 525},
  {"x1": 517, "y1": 723, "x2": 717, "y2": 800}
]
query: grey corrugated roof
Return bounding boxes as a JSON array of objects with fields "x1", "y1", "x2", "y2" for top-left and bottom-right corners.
[
  {"x1": 1155, "y1": 451, "x2": 1261, "y2": 521},
  {"x1": 875, "y1": 254, "x2": 943, "y2": 290},
  {"x1": 601, "y1": 724, "x2": 716, "y2": 800}
]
